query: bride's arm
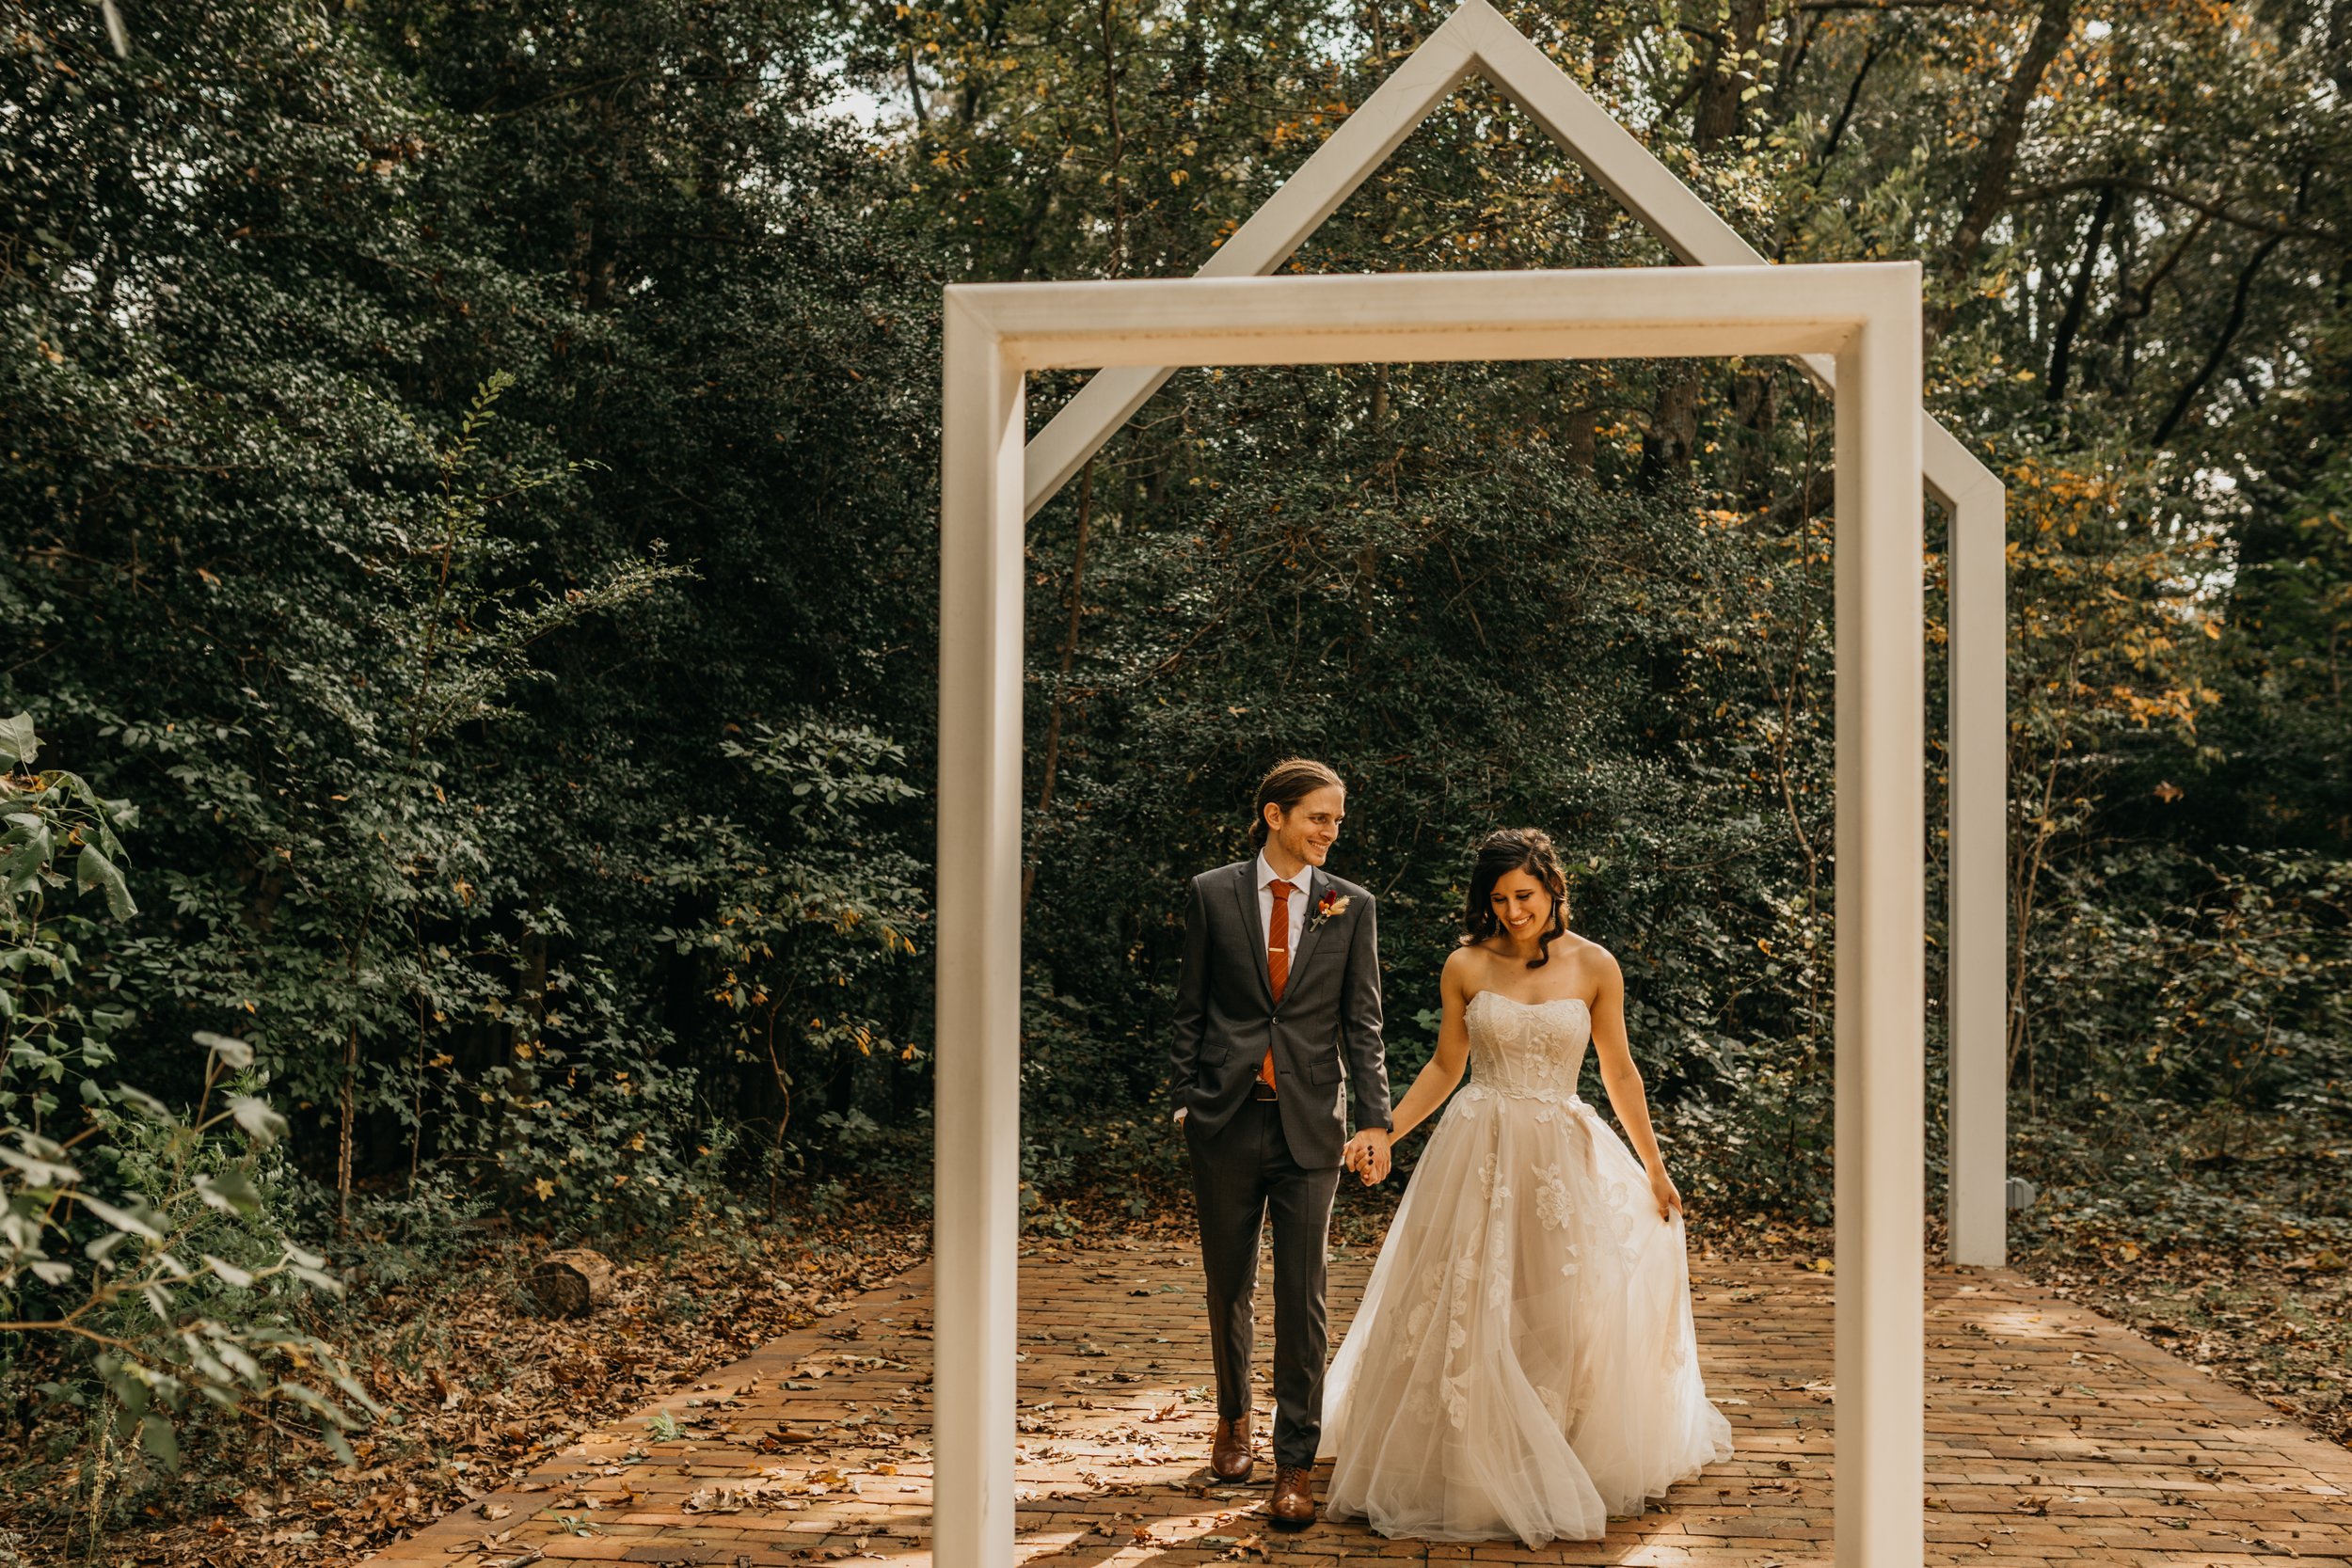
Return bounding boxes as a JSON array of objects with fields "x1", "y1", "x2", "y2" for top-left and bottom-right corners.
[
  {"x1": 1385, "y1": 951, "x2": 1473, "y2": 1143},
  {"x1": 1589, "y1": 951, "x2": 1683, "y2": 1218}
]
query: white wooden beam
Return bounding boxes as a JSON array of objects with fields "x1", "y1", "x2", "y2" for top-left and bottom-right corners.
[
  {"x1": 1017, "y1": 8, "x2": 1482, "y2": 512},
  {"x1": 967, "y1": 266, "x2": 1862, "y2": 369}
]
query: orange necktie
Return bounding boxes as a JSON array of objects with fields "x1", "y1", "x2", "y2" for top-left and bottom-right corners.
[{"x1": 1259, "y1": 879, "x2": 1295, "y2": 1092}]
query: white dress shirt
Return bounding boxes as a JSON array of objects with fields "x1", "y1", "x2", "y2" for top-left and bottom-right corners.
[{"x1": 1256, "y1": 850, "x2": 1311, "y2": 960}]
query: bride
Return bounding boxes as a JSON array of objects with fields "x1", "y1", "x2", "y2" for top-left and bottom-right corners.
[{"x1": 1320, "y1": 828, "x2": 1733, "y2": 1544}]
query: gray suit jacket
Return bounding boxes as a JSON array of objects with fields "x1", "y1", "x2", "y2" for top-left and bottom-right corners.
[{"x1": 1169, "y1": 859, "x2": 1392, "y2": 1169}]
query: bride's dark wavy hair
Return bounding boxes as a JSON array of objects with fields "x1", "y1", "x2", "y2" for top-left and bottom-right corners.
[{"x1": 1458, "y1": 828, "x2": 1572, "y2": 969}]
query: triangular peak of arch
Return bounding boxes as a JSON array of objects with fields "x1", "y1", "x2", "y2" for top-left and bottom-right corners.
[{"x1": 1021, "y1": 0, "x2": 1998, "y2": 521}]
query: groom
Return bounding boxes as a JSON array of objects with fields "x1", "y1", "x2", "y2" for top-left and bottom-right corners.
[{"x1": 1169, "y1": 757, "x2": 1392, "y2": 1529}]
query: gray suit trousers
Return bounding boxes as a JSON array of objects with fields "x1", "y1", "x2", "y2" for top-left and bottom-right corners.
[{"x1": 1185, "y1": 1099, "x2": 1342, "y2": 1469}]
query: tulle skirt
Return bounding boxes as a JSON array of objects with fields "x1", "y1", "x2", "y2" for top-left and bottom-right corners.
[{"x1": 1319, "y1": 1084, "x2": 1734, "y2": 1544}]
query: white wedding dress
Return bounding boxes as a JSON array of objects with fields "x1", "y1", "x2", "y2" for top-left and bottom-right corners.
[{"x1": 1319, "y1": 991, "x2": 1734, "y2": 1544}]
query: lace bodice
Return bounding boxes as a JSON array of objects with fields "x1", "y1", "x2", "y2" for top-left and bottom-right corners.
[{"x1": 1464, "y1": 991, "x2": 1592, "y2": 1103}]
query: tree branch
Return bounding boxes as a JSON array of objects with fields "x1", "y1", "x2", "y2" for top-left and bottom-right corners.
[
  {"x1": 2099, "y1": 211, "x2": 2208, "y2": 345},
  {"x1": 2046, "y1": 182, "x2": 2115, "y2": 402},
  {"x1": 2151, "y1": 230, "x2": 2286, "y2": 445},
  {"x1": 2014, "y1": 175, "x2": 2341, "y2": 246},
  {"x1": 0, "y1": 1321, "x2": 140, "y2": 1352}
]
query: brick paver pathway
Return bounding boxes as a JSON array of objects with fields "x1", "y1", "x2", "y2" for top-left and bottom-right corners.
[{"x1": 366, "y1": 1237, "x2": 2352, "y2": 1567}]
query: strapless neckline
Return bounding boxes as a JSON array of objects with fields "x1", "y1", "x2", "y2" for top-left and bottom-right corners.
[{"x1": 1470, "y1": 991, "x2": 1591, "y2": 1014}]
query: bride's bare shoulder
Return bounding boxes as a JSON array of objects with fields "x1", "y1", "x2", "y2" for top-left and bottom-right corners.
[
  {"x1": 1554, "y1": 931, "x2": 1621, "y2": 976},
  {"x1": 1442, "y1": 941, "x2": 1502, "y2": 988}
]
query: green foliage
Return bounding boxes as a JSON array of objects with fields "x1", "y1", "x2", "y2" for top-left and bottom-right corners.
[
  {"x1": 2, "y1": 720, "x2": 364, "y2": 1472},
  {"x1": 2, "y1": 1035, "x2": 378, "y2": 1472},
  {"x1": 651, "y1": 719, "x2": 928, "y2": 1209},
  {"x1": 4, "y1": 0, "x2": 942, "y2": 1249},
  {"x1": 429, "y1": 955, "x2": 707, "y2": 1227},
  {"x1": 2, "y1": 718, "x2": 138, "y2": 1130},
  {"x1": 2023, "y1": 847, "x2": 2352, "y2": 1119}
]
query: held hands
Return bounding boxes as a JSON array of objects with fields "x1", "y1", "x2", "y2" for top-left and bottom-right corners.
[
  {"x1": 1343, "y1": 1128, "x2": 1392, "y2": 1185},
  {"x1": 1647, "y1": 1164, "x2": 1683, "y2": 1222}
]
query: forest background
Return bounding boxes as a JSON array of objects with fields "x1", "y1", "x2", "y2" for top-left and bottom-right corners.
[{"x1": 4, "y1": 0, "x2": 2351, "y2": 1558}]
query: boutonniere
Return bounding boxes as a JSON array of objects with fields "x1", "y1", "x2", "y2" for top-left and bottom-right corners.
[{"x1": 1309, "y1": 888, "x2": 1351, "y2": 930}]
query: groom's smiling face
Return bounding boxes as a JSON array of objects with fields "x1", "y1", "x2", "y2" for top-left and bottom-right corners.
[{"x1": 1267, "y1": 784, "x2": 1346, "y2": 871}]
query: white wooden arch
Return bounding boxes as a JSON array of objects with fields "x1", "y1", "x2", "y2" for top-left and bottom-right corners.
[
  {"x1": 1019, "y1": 0, "x2": 2010, "y2": 1269},
  {"x1": 940, "y1": 263, "x2": 1927, "y2": 1566}
]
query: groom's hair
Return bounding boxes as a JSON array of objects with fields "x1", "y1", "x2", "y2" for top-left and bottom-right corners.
[{"x1": 1249, "y1": 758, "x2": 1345, "y2": 848}]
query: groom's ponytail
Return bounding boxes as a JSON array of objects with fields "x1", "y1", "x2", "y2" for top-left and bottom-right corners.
[{"x1": 1249, "y1": 758, "x2": 1346, "y2": 847}]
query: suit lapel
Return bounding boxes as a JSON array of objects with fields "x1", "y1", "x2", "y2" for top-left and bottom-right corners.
[
  {"x1": 1232, "y1": 862, "x2": 1273, "y2": 1005},
  {"x1": 1286, "y1": 867, "x2": 1333, "y2": 986}
]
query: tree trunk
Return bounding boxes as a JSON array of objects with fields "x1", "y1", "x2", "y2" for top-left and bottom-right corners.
[
  {"x1": 1099, "y1": 0, "x2": 1128, "y2": 275},
  {"x1": 1933, "y1": 0, "x2": 2074, "y2": 337},
  {"x1": 1691, "y1": 0, "x2": 1770, "y2": 155},
  {"x1": 530, "y1": 1248, "x2": 618, "y2": 1318},
  {"x1": 1561, "y1": 404, "x2": 1597, "y2": 473},
  {"x1": 1641, "y1": 368, "x2": 1703, "y2": 480}
]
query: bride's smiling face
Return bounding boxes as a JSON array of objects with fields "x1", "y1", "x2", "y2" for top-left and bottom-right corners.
[{"x1": 1488, "y1": 870, "x2": 1553, "y2": 942}]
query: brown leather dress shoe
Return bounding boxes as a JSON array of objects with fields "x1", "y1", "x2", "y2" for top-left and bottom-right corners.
[
  {"x1": 1209, "y1": 1415, "x2": 1253, "y2": 1482},
  {"x1": 1268, "y1": 1464, "x2": 1316, "y2": 1528}
]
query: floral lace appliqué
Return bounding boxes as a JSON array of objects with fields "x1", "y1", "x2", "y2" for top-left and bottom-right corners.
[{"x1": 1535, "y1": 1164, "x2": 1572, "y2": 1231}]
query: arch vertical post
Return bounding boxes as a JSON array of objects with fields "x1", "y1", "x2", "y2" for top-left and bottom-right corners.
[
  {"x1": 1944, "y1": 468, "x2": 2010, "y2": 1267},
  {"x1": 934, "y1": 296, "x2": 1027, "y2": 1568},
  {"x1": 1834, "y1": 306, "x2": 1927, "y2": 1567}
]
